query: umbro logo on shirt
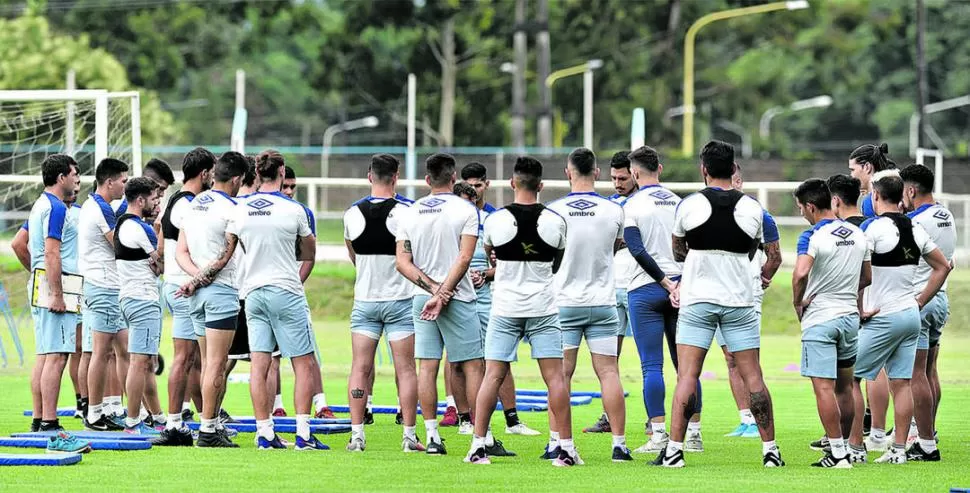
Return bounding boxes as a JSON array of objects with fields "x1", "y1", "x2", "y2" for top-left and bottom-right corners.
[
  {"x1": 421, "y1": 197, "x2": 446, "y2": 208},
  {"x1": 831, "y1": 225, "x2": 856, "y2": 246},
  {"x1": 649, "y1": 189, "x2": 674, "y2": 200},
  {"x1": 247, "y1": 197, "x2": 273, "y2": 216},
  {"x1": 197, "y1": 195, "x2": 214, "y2": 205},
  {"x1": 933, "y1": 210, "x2": 950, "y2": 220},
  {"x1": 566, "y1": 198, "x2": 596, "y2": 216}
]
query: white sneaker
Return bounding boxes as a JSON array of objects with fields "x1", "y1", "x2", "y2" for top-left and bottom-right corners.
[
  {"x1": 874, "y1": 446, "x2": 906, "y2": 464},
  {"x1": 505, "y1": 423, "x2": 541, "y2": 436},
  {"x1": 865, "y1": 435, "x2": 889, "y2": 452},
  {"x1": 552, "y1": 447, "x2": 583, "y2": 467},
  {"x1": 402, "y1": 436, "x2": 426, "y2": 453},
  {"x1": 346, "y1": 436, "x2": 365, "y2": 452},
  {"x1": 906, "y1": 422, "x2": 919, "y2": 449},
  {"x1": 685, "y1": 431, "x2": 704, "y2": 453},
  {"x1": 634, "y1": 432, "x2": 669, "y2": 453},
  {"x1": 458, "y1": 422, "x2": 474, "y2": 435},
  {"x1": 848, "y1": 447, "x2": 868, "y2": 463}
]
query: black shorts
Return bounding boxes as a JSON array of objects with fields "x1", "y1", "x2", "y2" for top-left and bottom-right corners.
[{"x1": 227, "y1": 299, "x2": 281, "y2": 360}]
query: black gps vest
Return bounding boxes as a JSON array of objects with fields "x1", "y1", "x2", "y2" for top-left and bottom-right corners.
[
  {"x1": 683, "y1": 188, "x2": 759, "y2": 259},
  {"x1": 160, "y1": 190, "x2": 195, "y2": 240},
  {"x1": 870, "y1": 213, "x2": 920, "y2": 267},
  {"x1": 350, "y1": 198, "x2": 399, "y2": 256},
  {"x1": 492, "y1": 204, "x2": 560, "y2": 262},
  {"x1": 845, "y1": 215, "x2": 867, "y2": 227},
  {"x1": 114, "y1": 214, "x2": 152, "y2": 261}
]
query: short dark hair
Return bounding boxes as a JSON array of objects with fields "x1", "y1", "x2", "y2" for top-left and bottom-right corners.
[
  {"x1": 513, "y1": 156, "x2": 542, "y2": 192},
  {"x1": 284, "y1": 166, "x2": 296, "y2": 180},
  {"x1": 849, "y1": 143, "x2": 895, "y2": 172},
  {"x1": 453, "y1": 182, "x2": 477, "y2": 201},
  {"x1": 124, "y1": 176, "x2": 159, "y2": 203},
  {"x1": 609, "y1": 150, "x2": 630, "y2": 170},
  {"x1": 256, "y1": 149, "x2": 285, "y2": 181},
  {"x1": 794, "y1": 178, "x2": 831, "y2": 210},
  {"x1": 370, "y1": 153, "x2": 399, "y2": 183},
  {"x1": 629, "y1": 145, "x2": 660, "y2": 172},
  {"x1": 460, "y1": 161, "x2": 488, "y2": 181},
  {"x1": 826, "y1": 174, "x2": 861, "y2": 206},
  {"x1": 871, "y1": 170, "x2": 903, "y2": 204},
  {"x1": 94, "y1": 158, "x2": 129, "y2": 185},
  {"x1": 567, "y1": 147, "x2": 596, "y2": 176},
  {"x1": 426, "y1": 153, "x2": 456, "y2": 187},
  {"x1": 700, "y1": 140, "x2": 735, "y2": 179},
  {"x1": 899, "y1": 164, "x2": 934, "y2": 195},
  {"x1": 214, "y1": 151, "x2": 250, "y2": 182},
  {"x1": 181, "y1": 147, "x2": 215, "y2": 182},
  {"x1": 243, "y1": 156, "x2": 257, "y2": 187},
  {"x1": 41, "y1": 154, "x2": 78, "y2": 187},
  {"x1": 145, "y1": 158, "x2": 175, "y2": 187}
]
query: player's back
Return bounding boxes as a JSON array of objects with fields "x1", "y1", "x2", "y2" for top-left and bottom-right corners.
[
  {"x1": 78, "y1": 194, "x2": 120, "y2": 288},
  {"x1": 862, "y1": 214, "x2": 935, "y2": 314},
  {"x1": 623, "y1": 185, "x2": 682, "y2": 291},
  {"x1": 344, "y1": 196, "x2": 412, "y2": 301},
  {"x1": 609, "y1": 193, "x2": 636, "y2": 290},
  {"x1": 160, "y1": 190, "x2": 195, "y2": 286},
  {"x1": 798, "y1": 219, "x2": 869, "y2": 329},
  {"x1": 27, "y1": 192, "x2": 77, "y2": 273},
  {"x1": 114, "y1": 213, "x2": 159, "y2": 301},
  {"x1": 184, "y1": 190, "x2": 238, "y2": 287},
  {"x1": 548, "y1": 192, "x2": 623, "y2": 306},
  {"x1": 231, "y1": 191, "x2": 312, "y2": 298},
  {"x1": 908, "y1": 203, "x2": 956, "y2": 290}
]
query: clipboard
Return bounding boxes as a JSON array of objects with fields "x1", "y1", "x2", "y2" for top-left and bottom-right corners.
[{"x1": 30, "y1": 269, "x2": 84, "y2": 314}]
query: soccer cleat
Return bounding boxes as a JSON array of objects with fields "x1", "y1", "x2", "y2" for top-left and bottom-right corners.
[
  {"x1": 650, "y1": 447, "x2": 685, "y2": 468},
  {"x1": 484, "y1": 439, "x2": 515, "y2": 457},
  {"x1": 906, "y1": 420, "x2": 918, "y2": 448},
  {"x1": 439, "y1": 406, "x2": 459, "y2": 427},
  {"x1": 873, "y1": 446, "x2": 906, "y2": 464},
  {"x1": 740, "y1": 424, "x2": 761, "y2": 438},
  {"x1": 395, "y1": 412, "x2": 404, "y2": 425},
  {"x1": 458, "y1": 421, "x2": 474, "y2": 435},
  {"x1": 295, "y1": 434, "x2": 330, "y2": 451},
  {"x1": 685, "y1": 431, "x2": 704, "y2": 452},
  {"x1": 363, "y1": 410, "x2": 374, "y2": 425},
  {"x1": 865, "y1": 435, "x2": 889, "y2": 453},
  {"x1": 150, "y1": 427, "x2": 194, "y2": 446},
  {"x1": 74, "y1": 409, "x2": 84, "y2": 419},
  {"x1": 724, "y1": 423, "x2": 747, "y2": 437},
  {"x1": 402, "y1": 436, "x2": 425, "y2": 453},
  {"x1": 272, "y1": 407, "x2": 287, "y2": 417},
  {"x1": 217, "y1": 426, "x2": 238, "y2": 439},
  {"x1": 905, "y1": 442, "x2": 940, "y2": 462},
  {"x1": 634, "y1": 431, "x2": 669, "y2": 453},
  {"x1": 811, "y1": 452, "x2": 852, "y2": 469},
  {"x1": 85, "y1": 415, "x2": 122, "y2": 432},
  {"x1": 346, "y1": 436, "x2": 365, "y2": 452},
  {"x1": 218, "y1": 408, "x2": 237, "y2": 424},
  {"x1": 810, "y1": 435, "x2": 830, "y2": 451},
  {"x1": 426, "y1": 438, "x2": 447, "y2": 455},
  {"x1": 583, "y1": 413, "x2": 611, "y2": 433},
  {"x1": 552, "y1": 447, "x2": 583, "y2": 467},
  {"x1": 848, "y1": 446, "x2": 868, "y2": 463},
  {"x1": 124, "y1": 422, "x2": 161, "y2": 436},
  {"x1": 196, "y1": 430, "x2": 239, "y2": 448},
  {"x1": 181, "y1": 408, "x2": 196, "y2": 422},
  {"x1": 540, "y1": 445, "x2": 561, "y2": 460},
  {"x1": 612, "y1": 446, "x2": 634, "y2": 462},
  {"x1": 763, "y1": 449, "x2": 786, "y2": 467},
  {"x1": 314, "y1": 407, "x2": 336, "y2": 419},
  {"x1": 46, "y1": 431, "x2": 91, "y2": 454},
  {"x1": 257, "y1": 434, "x2": 287, "y2": 450},
  {"x1": 505, "y1": 423, "x2": 541, "y2": 436},
  {"x1": 108, "y1": 414, "x2": 127, "y2": 430},
  {"x1": 464, "y1": 446, "x2": 490, "y2": 464}
]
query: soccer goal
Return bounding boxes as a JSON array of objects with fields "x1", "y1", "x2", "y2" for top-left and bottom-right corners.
[{"x1": 0, "y1": 90, "x2": 141, "y2": 234}]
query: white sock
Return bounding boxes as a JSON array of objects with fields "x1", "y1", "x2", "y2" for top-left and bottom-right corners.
[
  {"x1": 403, "y1": 425, "x2": 416, "y2": 441},
  {"x1": 612, "y1": 434, "x2": 626, "y2": 448},
  {"x1": 484, "y1": 427, "x2": 495, "y2": 447},
  {"x1": 312, "y1": 393, "x2": 326, "y2": 414},
  {"x1": 351, "y1": 423, "x2": 364, "y2": 440},
  {"x1": 919, "y1": 438, "x2": 937, "y2": 453},
  {"x1": 200, "y1": 418, "x2": 217, "y2": 433},
  {"x1": 687, "y1": 421, "x2": 701, "y2": 433},
  {"x1": 740, "y1": 409, "x2": 755, "y2": 425},
  {"x1": 651, "y1": 421, "x2": 666, "y2": 435},
  {"x1": 366, "y1": 395, "x2": 373, "y2": 412},
  {"x1": 273, "y1": 394, "x2": 284, "y2": 410},
  {"x1": 256, "y1": 419, "x2": 274, "y2": 440},
  {"x1": 87, "y1": 403, "x2": 103, "y2": 424},
  {"x1": 424, "y1": 419, "x2": 440, "y2": 443},
  {"x1": 152, "y1": 413, "x2": 166, "y2": 426},
  {"x1": 471, "y1": 434, "x2": 486, "y2": 451},
  {"x1": 108, "y1": 396, "x2": 122, "y2": 415},
  {"x1": 829, "y1": 437, "x2": 847, "y2": 459},
  {"x1": 296, "y1": 414, "x2": 311, "y2": 440},
  {"x1": 166, "y1": 414, "x2": 182, "y2": 431},
  {"x1": 138, "y1": 405, "x2": 149, "y2": 421},
  {"x1": 182, "y1": 401, "x2": 191, "y2": 412},
  {"x1": 762, "y1": 440, "x2": 777, "y2": 455},
  {"x1": 559, "y1": 438, "x2": 575, "y2": 453},
  {"x1": 871, "y1": 428, "x2": 886, "y2": 440},
  {"x1": 667, "y1": 440, "x2": 684, "y2": 453},
  {"x1": 549, "y1": 431, "x2": 560, "y2": 448},
  {"x1": 446, "y1": 395, "x2": 457, "y2": 409},
  {"x1": 124, "y1": 416, "x2": 139, "y2": 428}
]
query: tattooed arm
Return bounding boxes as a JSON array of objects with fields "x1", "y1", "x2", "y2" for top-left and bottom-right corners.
[
  {"x1": 672, "y1": 235, "x2": 689, "y2": 263},
  {"x1": 395, "y1": 239, "x2": 440, "y2": 295},
  {"x1": 760, "y1": 240, "x2": 782, "y2": 288},
  {"x1": 178, "y1": 233, "x2": 239, "y2": 296}
]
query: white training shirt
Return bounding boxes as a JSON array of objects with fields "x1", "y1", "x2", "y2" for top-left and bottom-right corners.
[
  {"x1": 183, "y1": 190, "x2": 239, "y2": 289},
  {"x1": 909, "y1": 203, "x2": 956, "y2": 292},
  {"x1": 77, "y1": 193, "x2": 120, "y2": 289},
  {"x1": 395, "y1": 193, "x2": 479, "y2": 303},
  {"x1": 609, "y1": 193, "x2": 637, "y2": 291},
  {"x1": 228, "y1": 191, "x2": 313, "y2": 299},
  {"x1": 623, "y1": 185, "x2": 682, "y2": 292},
  {"x1": 162, "y1": 194, "x2": 194, "y2": 286},
  {"x1": 673, "y1": 190, "x2": 763, "y2": 307},
  {"x1": 344, "y1": 197, "x2": 413, "y2": 302},
  {"x1": 797, "y1": 219, "x2": 870, "y2": 330},
  {"x1": 547, "y1": 192, "x2": 622, "y2": 307},
  {"x1": 483, "y1": 206, "x2": 567, "y2": 317},
  {"x1": 862, "y1": 216, "x2": 936, "y2": 315},
  {"x1": 116, "y1": 216, "x2": 159, "y2": 301}
]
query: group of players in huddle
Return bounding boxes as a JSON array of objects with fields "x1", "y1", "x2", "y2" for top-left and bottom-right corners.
[{"x1": 14, "y1": 138, "x2": 954, "y2": 469}]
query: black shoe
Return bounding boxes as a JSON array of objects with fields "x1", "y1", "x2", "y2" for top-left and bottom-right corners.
[
  {"x1": 809, "y1": 436, "x2": 830, "y2": 451},
  {"x1": 84, "y1": 415, "x2": 120, "y2": 432},
  {"x1": 150, "y1": 427, "x2": 194, "y2": 447},
  {"x1": 906, "y1": 442, "x2": 941, "y2": 462},
  {"x1": 394, "y1": 411, "x2": 403, "y2": 425},
  {"x1": 364, "y1": 410, "x2": 374, "y2": 425},
  {"x1": 218, "y1": 408, "x2": 237, "y2": 424},
  {"x1": 612, "y1": 446, "x2": 633, "y2": 462},
  {"x1": 181, "y1": 408, "x2": 195, "y2": 422},
  {"x1": 484, "y1": 439, "x2": 515, "y2": 457},
  {"x1": 145, "y1": 415, "x2": 155, "y2": 428},
  {"x1": 583, "y1": 413, "x2": 611, "y2": 433},
  {"x1": 30, "y1": 419, "x2": 40, "y2": 433},
  {"x1": 763, "y1": 449, "x2": 786, "y2": 467},
  {"x1": 651, "y1": 447, "x2": 685, "y2": 467},
  {"x1": 196, "y1": 430, "x2": 239, "y2": 448},
  {"x1": 540, "y1": 445, "x2": 561, "y2": 460},
  {"x1": 426, "y1": 438, "x2": 447, "y2": 455},
  {"x1": 863, "y1": 408, "x2": 872, "y2": 436},
  {"x1": 811, "y1": 452, "x2": 852, "y2": 468}
]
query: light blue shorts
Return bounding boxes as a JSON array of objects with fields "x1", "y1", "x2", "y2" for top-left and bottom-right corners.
[
  {"x1": 919, "y1": 291, "x2": 948, "y2": 349},
  {"x1": 855, "y1": 308, "x2": 920, "y2": 380},
  {"x1": 801, "y1": 314, "x2": 860, "y2": 379},
  {"x1": 714, "y1": 305, "x2": 762, "y2": 348},
  {"x1": 188, "y1": 282, "x2": 240, "y2": 337},
  {"x1": 163, "y1": 282, "x2": 196, "y2": 341},
  {"x1": 485, "y1": 314, "x2": 563, "y2": 362},
  {"x1": 412, "y1": 295, "x2": 483, "y2": 363},
  {"x1": 475, "y1": 285, "x2": 492, "y2": 333},
  {"x1": 34, "y1": 308, "x2": 77, "y2": 355},
  {"x1": 246, "y1": 286, "x2": 315, "y2": 358},
  {"x1": 81, "y1": 322, "x2": 92, "y2": 353},
  {"x1": 121, "y1": 298, "x2": 162, "y2": 355},
  {"x1": 350, "y1": 299, "x2": 414, "y2": 341},
  {"x1": 678, "y1": 302, "x2": 760, "y2": 353},
  {"x1": 559, "y1": 305, "x2": 620, "y2": 355},
  {"x1": 616, "y1": 288, "x2": 633, "y2": 338},
  {"x1": 82, "y1": 283, "x2": 122, "y2": 334}
]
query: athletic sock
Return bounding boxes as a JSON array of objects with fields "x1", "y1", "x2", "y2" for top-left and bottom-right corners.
[
  {"x1": 446, "y1": 395, "x2": 457, "y2": 409},
  {"x1": 31, "y1": 418, "x2": 41, "y2": 429},
  {"x1": 296, "y1": 414, "x2": 311, "y2": 440},
  {"x1": 273, "y1": 394, "x2": 284, "y2": 411},
  {"x1": 471, "y1": 435, "x2": 486, "y2": 451},
  {"x1": 40, "y1": 420, "x2": 59, "y2": 431},
  {"x1": 919, "y1": 438, "x2": 937, "y2": 453},
  {"x1": 762, "y1": 440, "x2": 778, "y2": 455},
  {"x1": 612, "y1": 434, "x2": 626, "y2": 448},
  {"x1": 182, "y1": 401, "x2": 192, "y2": 412},
  {"x1": 138, "y1": 405, "x2": 149, "y2": 422},
  {"x1": 829, "y1": 437, "x2": 847, "y2": 459},
  {"x1": 548, "y1": 431, "x2": 560, "y2": 449},
  {"x1": 75, "y1": 393, "x2": 83, "y2": 409},
  {"x1": 125, "y1": 416, "x2": 139, "y2": 429},
  {"x1": 256, "y1": 419, "x2": 274, "y2": 441},
  {"x1": 366, "y1": 394, "x2": 373, "y2": 413},
  {"x1": 667, "y1": 440, "x2": 684, "y2": 453},
  {"x1": 687, "y1": 421, "x2": 701, "y2": 434},
  {"x1": 351, "y1": 424, "x2": 364, "y2": 440},
  {"x1": 88, "y1": 403, "x2": 103, "y2": 424},
  {"x1": 739, "y1": 409, "x2": 755, "y2": 425},
  {"x1": 559, "y1": 438, "x2": 575, "y2": 453},
  {"x1": 871, "y1": 428, "x2": 886, "y2": 440},
  {"x1": 503, "y1": 408, "x2": 521, "y2": 427},
  {"x1": 650, "y1": 421, "x2": 666, "y2": 435},
  {"x1": 484, "y1": 427, "x2": 495, "y2": 447},
  {"x1": 849, "y1": 443, "x2": 866, "y2": 453},
  {"x1": 167, "y1": 414, "x2": 182, "y2": 431},
  {"x1": 108, "y1": 396, "x2": 122, "y2": 415},
  {"x1": 152, "y1": 414, "x2": 166, "y2": 426},
  {"x1": 200, "y1": 418, "x2": 217, "y2": 433},
  {"x1": 312, "y1": 393, "x2": 326, "y2": 414},
  {"x1": 403, "y1": 426, "x2": 416, "y2": 441},
  {"x1": 424, "y1": 419, "x2": 440, "y2": 443}
]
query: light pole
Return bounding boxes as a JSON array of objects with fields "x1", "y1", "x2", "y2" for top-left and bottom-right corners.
[
  {"x1": 315, "y1": 115, "x2": 379, "y2": 213},
  {"x1": 759, "y1": 95, "x2": 832, "y2": 139},
  {"x1": 909, "y1": 95, "x2": 970, "y2": 156},
  {"x1": 682, "y1": 1, "x2": 809, "y2": 156},
  {"x1": 545, "y1": 59, "x2": 603, "y2": 149}
]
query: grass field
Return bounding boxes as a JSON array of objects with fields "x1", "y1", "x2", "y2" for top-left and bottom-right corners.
[{"x1": 1, "y1": 260, "x2": 969, "y2": 492}]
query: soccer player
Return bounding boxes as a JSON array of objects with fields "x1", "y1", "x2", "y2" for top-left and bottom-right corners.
[
  {"x1": 344, "y1": 154, "x2": 423, "y2": 452},
  {"x1": 853, "y1": 170, "x2": 950, "y2": 464},
  {"x1": 546, "y1": 148, "x2": 629, "y2": 461},
  {"x1": 114, "y1": 158, "x2": 175, "y2": 218},
  {"x1": 465, "y1": 156, "x2": 578, "y2": 466},
  {"x1": 175, "y1": 151, "x2": 248, "y2": 448},
  {"x1": 847, "y1": 143, "x2": 896, "y2": 218},
  {"x1": 395, "y1": 153, "x2": 488, "y2": 455},
  {"x1": 152, "y1": 148, "x2": 214, "y2": 445},
  {"x1": 791, "y1": 179, "x2": 870, "y2": 468},
  {"x1": 656, "y1": 140, "x2": 781, "y2": 468},
  {"x1": 900, "y1": 164, "x2": 954, "y2": 461},
  {"x1": 114, "y1": 177, "x2": 164, "y2": 434},
  {"x1": 78, "y1": 158, "x2": 130, "y2": 432},
  {"x1": 827, "y1": 175, "x2": 866, "y2": 226}
]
